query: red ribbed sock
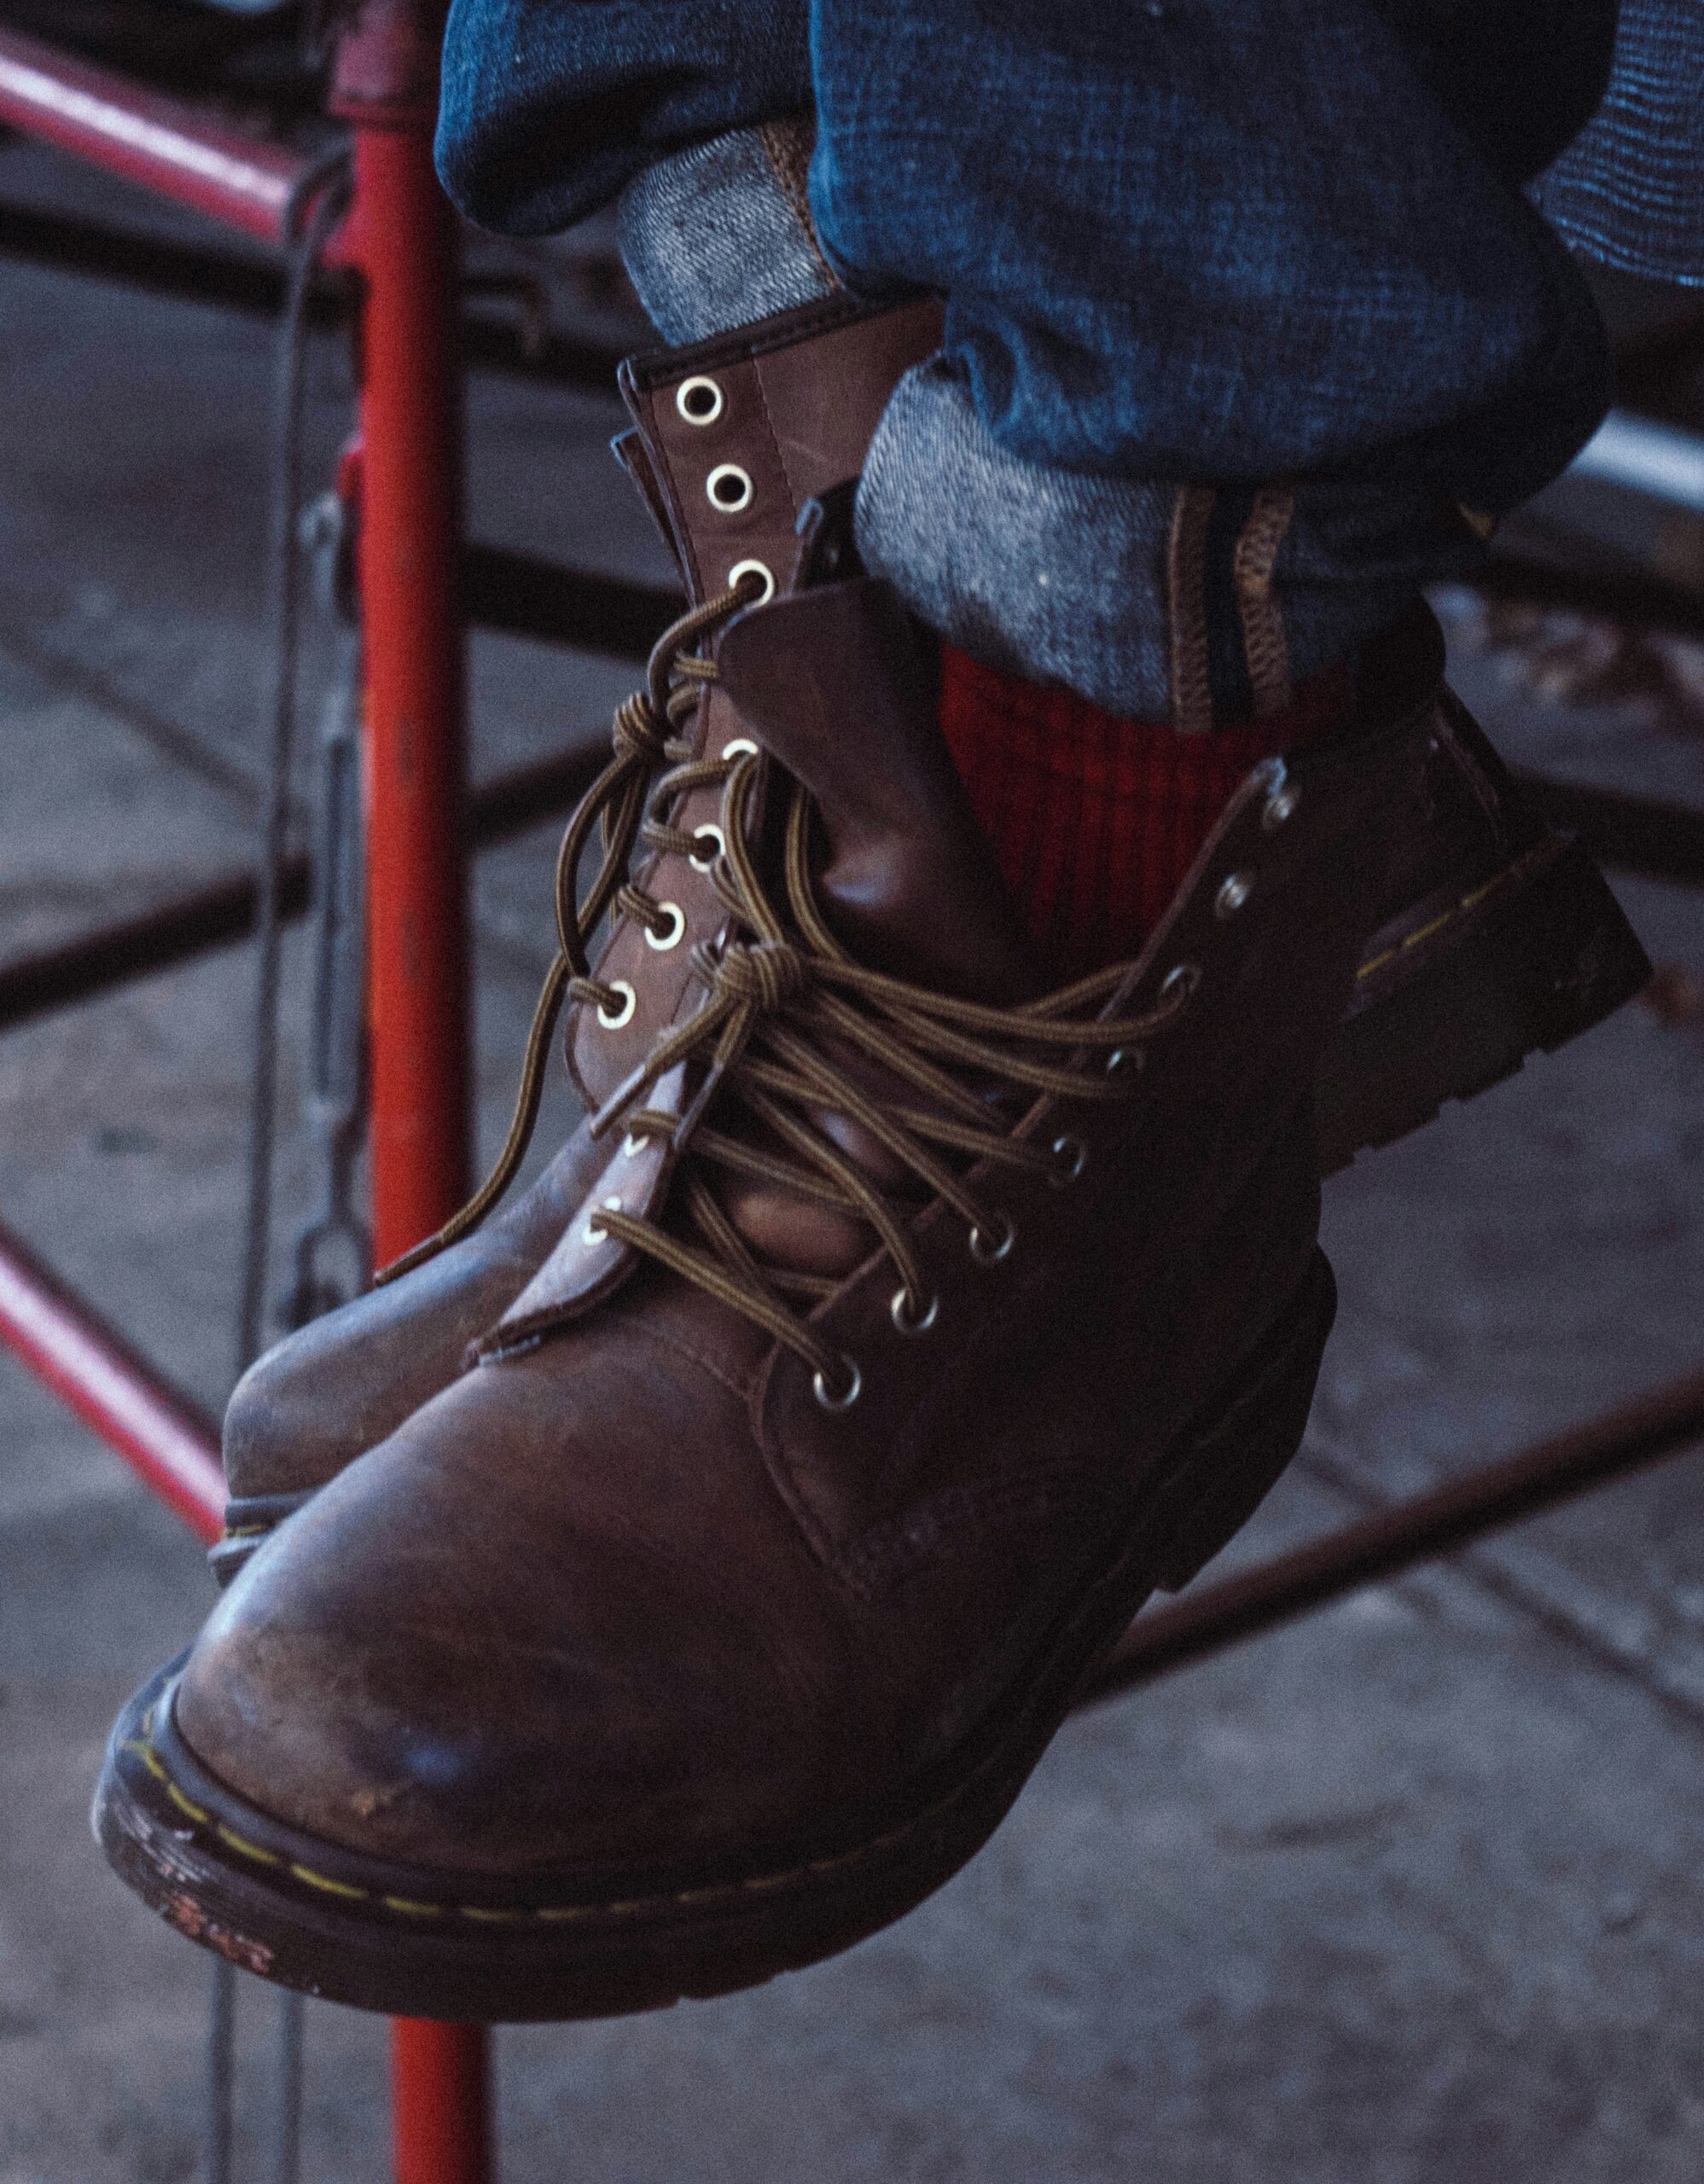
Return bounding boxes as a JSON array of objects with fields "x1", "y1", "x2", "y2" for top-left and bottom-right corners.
[{"x1": 937, "y1": 644, "x2": 1352, "y2": 981}]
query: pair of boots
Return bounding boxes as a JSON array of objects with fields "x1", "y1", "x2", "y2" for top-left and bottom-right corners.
[{"x1": 96, "y1": 293, "x2": 1647, "y2": 2023}]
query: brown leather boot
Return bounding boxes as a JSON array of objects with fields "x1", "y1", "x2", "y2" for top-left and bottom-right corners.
[
  {"x1": 1319, "y1": 687, "x2": 1647, "y2": 1172},
  {"x1": 212, "y1": 290, "x2": 945, "y2": 1581},
  {"x1": 209, "y1": 289, "x2": 1647, "y2": 1580},
  {"x1": 212, "y1": 622, "x2": 1645, "y2": 1582},
  {"x1": 99, "y1": 572, "x2": 1436, "y2": 2021}
]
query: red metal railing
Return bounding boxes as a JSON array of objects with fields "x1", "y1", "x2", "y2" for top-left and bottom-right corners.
[
  {"x1": 331, "y1": 8, "x2": 490, "y2": 2173},
  {"x1": 0, "y1": 1219, "x2": 224, "y2": 1544},
  {"x1": 0, "y1": 5, "x2": 491, "y2": 2176},
  {"x1": 0, "y1": 23, "x2": 346, "y2": 258}
]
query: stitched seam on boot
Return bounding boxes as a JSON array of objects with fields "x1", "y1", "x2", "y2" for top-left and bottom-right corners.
[
  {"x1": 747, "y1": 350, "x2": 805, "y2": 511},
  {"x1": 129, "y1": 1497, "x2": 1163, "y2": 1928},
  {"x1": 840, "y1": 1465, "x2": 1101, "y2": 1589}
]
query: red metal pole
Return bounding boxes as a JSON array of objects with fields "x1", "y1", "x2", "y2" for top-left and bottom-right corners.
[
  {"x1": 393, "y1": 2016, "x2": 494, "y2": 2184},
  {"x1": 0, "y1": 1217, "x2": 224, "y2": 1545},
  {"x1": 333, "y1": 8, "x2": 491, "y2": 2178},
  {"x1": 337, "y1": 15, "x2": 471, "y2": 1269}
]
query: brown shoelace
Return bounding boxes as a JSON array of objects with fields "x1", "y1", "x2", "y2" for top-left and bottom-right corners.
[
  {"x1": 377, "y1": 575, "x2": 763, "y2": 1284},
  {"x1": 571, "y1": 752, "x2": 1195, "y2": 1408}
]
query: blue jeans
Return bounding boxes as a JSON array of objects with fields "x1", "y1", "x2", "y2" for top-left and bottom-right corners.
[{"x1": 439, "y1": 1, "x2": 1616, "y2": 524}]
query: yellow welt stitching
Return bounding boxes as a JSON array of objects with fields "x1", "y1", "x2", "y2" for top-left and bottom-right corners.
[
  {"x1": 1395, "y1": 905, "x2": 1457, "y2": 955},
  {"x1": 166, "y1": 1781, "x2": 212, "y2": 1824},
  {"x1": 458, "y1": 1907, "x2": 520, "y2": 1924},
  {"x1": 1455, "y1": 871, "x2": 1504, "y2": 917},
  {"x1": 1356, "y1": 853, "x2": 1536, "y2": 985},
  {"x1": 382, "y1": 1896, "x2": 443, "y2": 1917},
  {"x1": 533, "y1": 1904, "x2": 595, "y2": 1923},
  {"x1": 288, "y1": 1863, "x2": 369, "y2": 1901},
  {"x1": 215, "y1": 1824, "x2": 281, "y2": 1867},
  {"x1": 125, "y1": 1737, "x2": 169, "y2": 1782}
]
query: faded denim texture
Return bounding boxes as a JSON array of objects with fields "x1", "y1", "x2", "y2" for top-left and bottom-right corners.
[
  {"x1": 439, "y1": 0, "x2": 812, "y2": 237},
  {"x1": 440, "y1": 0, "x2": 1616, "y2": 509},
  {"x1": 439, "y1": 3, "x2": 1634, "y2": 715},
  {"x1": 617, "y1": 128, "x2": 835, "y2": 346},
  {"x1": 1533, "y1": 0, "x2": 1704, "y2": 285},
  {"x1": 854, "y1": 357, "x2": 1492, "y2": 717}
]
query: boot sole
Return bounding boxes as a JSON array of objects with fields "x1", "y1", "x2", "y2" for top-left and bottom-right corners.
[{"x1": 96, "y1": 1253, "x2": 1335, "y2": 2023}]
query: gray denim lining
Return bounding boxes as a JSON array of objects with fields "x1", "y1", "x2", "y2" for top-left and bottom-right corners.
[
  {"x1": 619, "y1": 146, "x2": 1457, "y2": 717},
  {"x1": 616, "y1": 127, "x2": 836, "y2": 346},
  {"x1": 856, "y1": 358, "x2": 1468, "y2": 718}
]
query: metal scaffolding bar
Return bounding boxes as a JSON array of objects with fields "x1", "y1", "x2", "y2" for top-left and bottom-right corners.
[
  {"x1": 1082, "y1": 1365, "x2": 1704, "y2": 1704},
  {"x1": 331, "y1": 4, "x2": 493, "y2": 2175},
  {"x1": 0, "y1": 738, "x2": 597, "y2": 1035},
  {"x1": 0, "y1": 1217, "x2": 224, "y2": 1544},
  {"x1": 0, "y1": 26, "x2": 346, "y2": 258},
  {"x1": 0, "y1": 10, "x2": 1699, "y2": 2183}
]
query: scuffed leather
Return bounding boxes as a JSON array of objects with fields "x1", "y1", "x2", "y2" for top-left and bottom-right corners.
[
  {"x1": 222, "y1": 296, "x2": 941, "y2": 1509},
  {"x1": 178, "y1": 584, "x2": 1434, "y2": 1880},
  {"x1": 222, "y1": 1122, "x2": 612, "y2": 1501}
]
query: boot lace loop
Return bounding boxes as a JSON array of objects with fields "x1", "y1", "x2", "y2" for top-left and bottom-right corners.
[
  {"x1": 579, "y1": 755, "x2": 1195, "y2": 1398},
  {"x1": 375, "y1": 575, "x2": 761, "y2": 1284}
]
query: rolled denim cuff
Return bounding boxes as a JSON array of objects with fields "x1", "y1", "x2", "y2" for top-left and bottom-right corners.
[
  {"x1": 857, "y1": 357, "x2": 1484, "y2": 724},
  {"x1": 618, "y1": 125, "x2": 836, "y2": 346},
  {"x1": 438, "y1": 0, "x2": 811, "y2": 235}
]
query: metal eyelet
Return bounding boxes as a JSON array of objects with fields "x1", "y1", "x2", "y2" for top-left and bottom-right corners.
[
  {"x1": 1262, "y1": 779, "x2": 1300, "y2": 831},
  {"x1": 890, "y1": 1287, "x2": 939, "y2": 1336},
  {"x1": 720, "y1": 737, "x2": 759, "y2": 761},
  {"x1": 582, "y1": 1194, "x2": 623, "y2": 1246},
  {"x1": 1106, "y1": 1046, "x2": 1144, "y2": 1078},
  {"x1": 644, "y1": 902, "x2": 685, "y2": 951},
  {"x1": 596, "y1": 979, "x2": 637, "y2": 1029},
  {"x1": 706, "y1": 462, "x2": 754, "y2": 513},
  {"x1": 728, "y1": 559, "x2": 776, "y2": 604},
  {"x1": 1160, "y1": 963, "x2": 1201, "y2": 1005},
  {"x1": 1050, "y1": 1136, "x2": 1088, "y2": 1185},
  {"x1": 621, "y1": 1132, "x2": 648, "y2": 1159},
  {"x1": 968, "y1": 1214, "x2": 1015, "y2": 1265},
  {"x1": 676, "y1": 375, "x2": 724, "y2": 427},
  {"x1": 689, "y1": 824, "x2": 726, "y2": 870},
  {"x1": 1214, "y1": 873, "x2": 1252, "y2": 920},
  {"x1": 812, "y1": 1355, "x2": 863, "y2": 1411}
]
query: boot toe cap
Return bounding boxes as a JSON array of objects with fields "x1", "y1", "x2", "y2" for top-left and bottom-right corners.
[{"x1": 177, "y1": 1394, "x2": 863, "y2": 1880}]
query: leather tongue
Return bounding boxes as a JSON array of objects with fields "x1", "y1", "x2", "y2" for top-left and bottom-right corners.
[{"x1": 712, "y1": 580, "x2": 1041, "y2": 1004}]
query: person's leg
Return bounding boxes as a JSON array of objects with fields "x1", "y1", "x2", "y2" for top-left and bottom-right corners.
[
  {"x1": 443, "y1": 0, "x2": 1621, "y2": 978},
  {"x1": 100, "y1": 0, "x2": 1655, "y2": 2016},
  {"x1": 814, "y1": 0, "x2": 1615, "y2": 963},
  {"x1": 208, "y1": 0, "x2": 1644, "y2": 1565}
]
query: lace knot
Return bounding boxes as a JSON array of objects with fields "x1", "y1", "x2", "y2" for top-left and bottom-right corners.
[
  {"x1": 612, "y1": 689, "x2": 671, "y2": 768},
  {"x1": 711, "y1": 938, "x2": 810, "y2": 1013}
]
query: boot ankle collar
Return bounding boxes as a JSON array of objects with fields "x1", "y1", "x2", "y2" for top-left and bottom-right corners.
[{"x1": 616, "y1": 294, "x2": 942, "y2": 607}]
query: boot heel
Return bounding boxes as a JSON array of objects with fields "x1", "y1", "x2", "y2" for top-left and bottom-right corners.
[
  {"x1": 1317, "y1": 834, "x2": 1650, "y2": 1173},
  {"x1": 1154, "y1": 1250, "x2": 1337, "y2": 1594}
]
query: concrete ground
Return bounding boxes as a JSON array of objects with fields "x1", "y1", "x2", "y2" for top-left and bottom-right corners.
[{"x1": 2, "y1": 135, "x2": 1704, "y2": 2184}]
